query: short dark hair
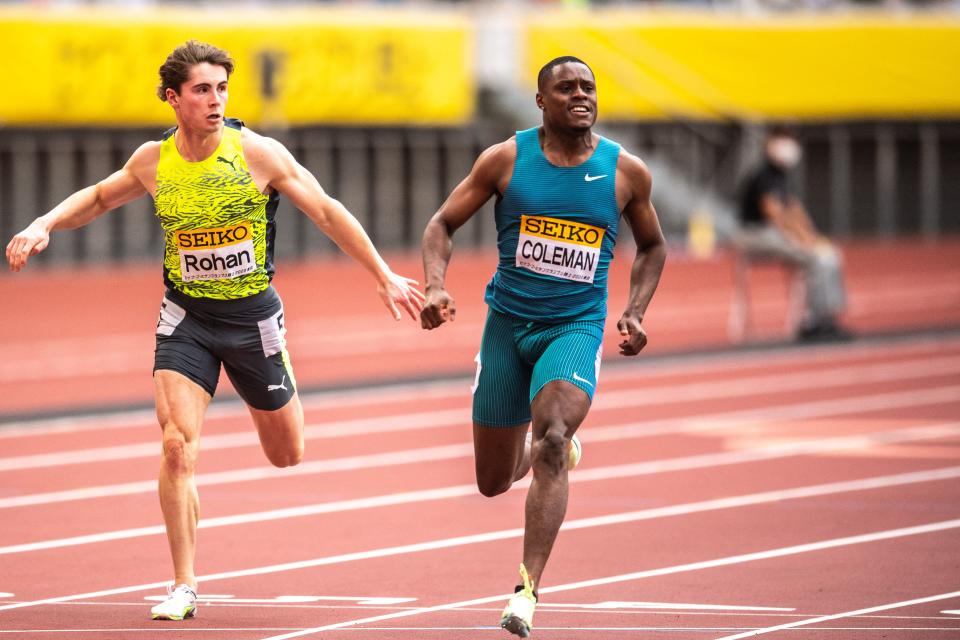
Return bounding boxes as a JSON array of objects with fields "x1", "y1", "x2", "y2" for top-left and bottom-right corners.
[
  {"x1": 767, "y1": 124, "x2": 797, "y2": 140},
  {"x1": 157, "y1": 40, "x2": 235, "y2": 102},
  {"x1": 537, "y1": 56, "x2": 593, "y2": 91}
]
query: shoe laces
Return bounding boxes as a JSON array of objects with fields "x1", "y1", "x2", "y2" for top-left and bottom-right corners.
[
  {"x1": 517, "y1": 563, "x2": 536, "y2": 603},
  {"x1": 168, "y1": 584, "x2": 197, "y2": 599}
]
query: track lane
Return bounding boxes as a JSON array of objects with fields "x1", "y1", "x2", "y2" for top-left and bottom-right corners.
[
  {"x1": 0, "y1": 334, "x2": 958, "y2": 638},
  {"x1": 1, "y1": 373, "x2": 956, "y2": 544}
]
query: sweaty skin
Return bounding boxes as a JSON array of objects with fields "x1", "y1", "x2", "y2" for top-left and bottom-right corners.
[
  {"x1": 6, "y1": 58, "x2": 424, "y2": 594},
  {"x1": 420, "y1": 61, "x2": 666, "y2": 594}
]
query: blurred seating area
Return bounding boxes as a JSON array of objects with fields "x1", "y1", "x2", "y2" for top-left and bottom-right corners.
[
  {"x1": 6, "y1": 0, "x2": 960, "y2": 11},
  {"x1": 0, "y1": 2, "x2": 957, "y2": 266}
]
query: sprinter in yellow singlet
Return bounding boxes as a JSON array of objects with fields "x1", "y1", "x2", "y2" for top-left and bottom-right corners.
[{"x1": 5, "y1": 41, "x2": 424, "y2": 621}]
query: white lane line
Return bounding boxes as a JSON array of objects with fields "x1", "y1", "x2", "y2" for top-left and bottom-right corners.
[
  {"x1": 3, "y1": 334, "x2": 956, "y2": 437},
  {"x1": 3, "y1": 383, "x2": 959, "y2": 509},
  {"x1": 7, "y1": 625, "x2": 957, "y2": 637},
  {"x1": 3, "y1": 421, "x2": 959, "y2": 556},
  {"x1": 716, "y1": 591, "x2": 960, "y2": 639},
  {"x1": 0, "y1": 629, "x2": 303, "y2": 634},
  {"x1": 141, "y1": 595, "x2": 417, "y2": 605},
  {"x1": 2, "y1": 464, "x2": 958, "y2": 614},
  {"x1": 255, "y1": 519, "x2": 960, "y2": 639},
  {"x1": 555, "y1": 601, "x2": 795, "y2": 612},
  {"x1": 594, "y1": 354, "x2": 960, "y2": 413},
  {"x1": 1, "y1": 351, "x2": 957, "y2": 472},
  {"x1": 4, "y1": 626, "x2": 960, "y2": 634},
  {"x1": 0, "y1": 409, "x2": 465, "y2": 472},
  {"x1": 0, "y1": 443, "x2": 468, "y2": 510},
  {"x1": 0, "y1": 380, "x2": 469, "y2": 439},
  {"x1": 3, "y1": 598, "x2": 956, "y2": 620}
]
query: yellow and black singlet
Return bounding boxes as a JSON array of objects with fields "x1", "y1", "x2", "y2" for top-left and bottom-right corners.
[{"x1": 155, "y1": 118, "x2": 280, "y2": 300}]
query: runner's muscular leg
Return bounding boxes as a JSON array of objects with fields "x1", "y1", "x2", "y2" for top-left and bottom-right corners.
[
  {"x1": 249, "y1": 393, "x2": 305, "y2": 468},
  {"x1": 473, "y1": 422, "x2": 531, "y2": 497},
  {"x1": 523, "y1": 380, "x2": 590, "y2": 588},
  {"x1": 154, "y1": 370, "x2": 211, "y2": 589}
]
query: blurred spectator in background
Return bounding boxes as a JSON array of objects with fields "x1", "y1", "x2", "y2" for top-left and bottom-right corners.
[{"x1": 737, "y1": 127, "x2": 851, "y2": 342}]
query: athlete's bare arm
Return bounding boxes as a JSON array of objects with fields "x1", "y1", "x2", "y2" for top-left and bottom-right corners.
[
  {"x1": 615, "y1": 150, "x2": 666, "y2": 356},
  {"x1": 241, "y1": 130, "x2": 423, "y2": 321},
  {"x1": 6, "y1": 142, "x2": 159, "y2": 272},
  {"x1": 420, "y1": 139, "x2": 516, "y2": 330}
]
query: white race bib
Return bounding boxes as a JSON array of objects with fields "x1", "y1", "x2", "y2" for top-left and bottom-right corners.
[
  {"x1": 515, "y1": 215, "x2": 605, "y2": 283},
  {"x1": 175, "y1": 222, "x2": 256, "y2": 282}
]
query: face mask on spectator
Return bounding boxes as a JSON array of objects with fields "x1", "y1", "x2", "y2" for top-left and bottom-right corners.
[{"x1": 768, "y1": 137, "x2": 802, "y2": 169}]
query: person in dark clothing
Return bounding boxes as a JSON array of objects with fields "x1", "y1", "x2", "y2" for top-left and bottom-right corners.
[{"x1": 738, "y1": 127, "x2": 851, "y2": 341}]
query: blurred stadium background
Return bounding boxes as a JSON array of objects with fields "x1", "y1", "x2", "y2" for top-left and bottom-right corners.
[
  {"x1": 1, "y1": 0, "x2": 959, "y2": 416},
  {"x1": 1, "y1": 0, "x2": 957, "y2": 260}
]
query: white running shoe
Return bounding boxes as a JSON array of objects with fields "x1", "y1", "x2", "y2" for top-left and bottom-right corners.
[
  {"x1": 150, "y1": 584, "x2": 197, "y2": 620},
  {"x1": 524, "y1": 433, "x2": 582, "y2": 471},
  {"x1": 500, "y1": 563, "x2": 537, "y2": 637}
]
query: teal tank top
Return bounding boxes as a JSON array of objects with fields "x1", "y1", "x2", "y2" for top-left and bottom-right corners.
[{"x1": 484, "y1": 127, "x2": 622, "y2": 322}]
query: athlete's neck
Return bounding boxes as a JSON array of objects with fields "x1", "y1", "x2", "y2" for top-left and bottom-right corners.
[
  {"x1": 173, "y1": 126, "x2": 223, "y2": 162},
  {"x1": 538, "y1": 126, "x2": 597, "y2": 167}
]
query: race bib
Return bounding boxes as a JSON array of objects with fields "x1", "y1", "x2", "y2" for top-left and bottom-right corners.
[
  {"x1": 175, "y1": 222, "x2": 256, "y2": 282},
  {"x1": 516, "y1": 215, "x2": 605, "y2": 283}
]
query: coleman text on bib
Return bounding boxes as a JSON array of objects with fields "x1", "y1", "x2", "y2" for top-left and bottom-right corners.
[
  {"x1": 516, "y1": 215, "x2": 606, "y2": 283},
  {"x1": 176, "y1": 222, "x2": 256, "y2": 282}
]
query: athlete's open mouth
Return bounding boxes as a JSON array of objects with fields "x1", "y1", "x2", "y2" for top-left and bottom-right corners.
[
  {"x1": 570, "y1": 105, "x2": 591, "y2": 114},
  {"x1": 207, "y1": 114, "x2": 222, "y2": 121}
]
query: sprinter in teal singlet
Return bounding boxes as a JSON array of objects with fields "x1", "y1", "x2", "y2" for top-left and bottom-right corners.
[{"x1": 421, "y1": 57, "x2": 666, "y2": 638}]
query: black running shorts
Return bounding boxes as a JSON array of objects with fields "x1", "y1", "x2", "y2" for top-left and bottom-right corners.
[{"x1": 154, "y1": 286, "x2": 297, "y2": 411}]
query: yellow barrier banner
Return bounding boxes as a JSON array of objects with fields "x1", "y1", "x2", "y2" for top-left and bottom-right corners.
[
  {"x1": 526, "y1": 12, "x2": 960, "y2": 120},
  {"x1": 0, "y1": 7, "x2": 473, "y2": 126}
]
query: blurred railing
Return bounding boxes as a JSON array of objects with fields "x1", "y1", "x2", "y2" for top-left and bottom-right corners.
[
  {"x1": 1, "y1": 119, "x2": 957, "y2": 266},
  {"x1": 604, "y1": 119, "x2": 960, "y2": 242},
  {"x1": 0, "y1": 125, "x2": 508, "y2": 265}
]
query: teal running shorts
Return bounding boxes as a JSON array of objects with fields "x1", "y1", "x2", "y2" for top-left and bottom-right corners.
[{"x1": 472, "y1": 308, "x2": 604, "y2": 427}]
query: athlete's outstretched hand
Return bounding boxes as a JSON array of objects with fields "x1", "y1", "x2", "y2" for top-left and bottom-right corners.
[
  {"x1": 420, "y1": 287, "x2": 456, "y2": 330},
  {"x1": 617, "y1": 310, "x2": 648, "y2": 356},
  {"x1": 377, "y1": 271, "x2": 425, "y2": 321},
  {"x1": 6, "y1": 220, "x2": 50, "y2": 272}
]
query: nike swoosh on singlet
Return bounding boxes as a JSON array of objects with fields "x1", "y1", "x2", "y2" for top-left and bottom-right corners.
[
  {"x1": 584, "y1": 174, "x2": 607, "y2": 182},
  {"x1": 572, "y1": 372, "x2": 594, "y2": 387}
]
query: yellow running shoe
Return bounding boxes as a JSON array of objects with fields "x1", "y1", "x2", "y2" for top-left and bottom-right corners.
[
  {"x1": 568, "y1": 434, "x2": 582, "y2": 470},
  {"x1": 500, "y1": 563, "x2": 537, "y2": 637}
]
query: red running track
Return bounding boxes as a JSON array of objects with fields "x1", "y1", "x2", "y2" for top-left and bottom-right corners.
[
  {"x1": 0, "y1": 333, "x2": 958, "y2": 638},
  {"x1": 1, "y1": 237, "x2": 959, "y2": 417}
]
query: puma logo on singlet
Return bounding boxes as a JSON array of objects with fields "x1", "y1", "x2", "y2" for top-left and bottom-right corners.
[
  {"x1": 267, "y1": 375, "x2": 288, "y2": 392},
  {"x1": 216, "y1": 155, "x2": 241, "y2": 172}
]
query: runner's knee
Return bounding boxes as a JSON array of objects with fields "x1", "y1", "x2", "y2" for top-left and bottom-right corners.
[
  {"x1": 265, "y1": 441, "x2": 303, "y2": 468},
  {"x1": 476, "y1": 472, "x2": 513, "y2": 497},
  {"x1": 532, "y1": 425, "x2": 569, "y2": 475},
  {"x1": 161, "y1": 427, "x2": 197, "y2": 475},
  {"x1": 476, "y1": 450, "x2": 517, "y2": 496}
]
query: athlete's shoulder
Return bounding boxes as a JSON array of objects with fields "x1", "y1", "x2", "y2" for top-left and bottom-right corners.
[
  {"x1": 616, "y1": 146, "x2": 652, "y2": 188},
  {"x1": 126, "y1": 140, "x2": 161, "y2": 173},
  {"x1": 473, "y1": 136, "x2": 517, "y2": 179},
  {"x1": 614, "y1": 146, "x2": 653, "y2": 208},
  {"x1": 239, "y1": 124, "x2": 268, "y2": 150},
  {"x1": 482, "y1": 136, "x2": 518, "y2": 165},
  {"x1": 240, "y1": 126, "x2": 294, "y2": 170}
]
